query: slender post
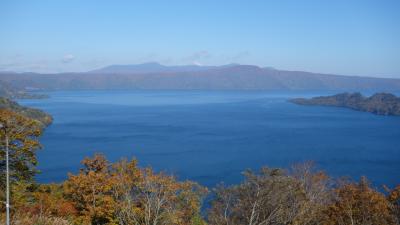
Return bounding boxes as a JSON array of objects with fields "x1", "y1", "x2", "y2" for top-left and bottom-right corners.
[{"x1": 5, "y1": 131, "x2": 10, "y2": 225}]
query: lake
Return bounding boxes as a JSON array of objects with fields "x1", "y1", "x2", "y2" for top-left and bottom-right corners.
[{"x1": 18, "y1": 90, "x2": 400, "y2": 188}]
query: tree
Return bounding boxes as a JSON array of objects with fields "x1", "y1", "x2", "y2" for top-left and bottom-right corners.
[
  {"x1": 323, "y1": 177, "x2": 397, "y2": 225},
  {"x1": 110, "y1": 158, "x2": 142, "y2": 224},
  {"x1": 30, "y1": 183, "x2": 77, "y2": 218},
  {"x1": 112, "y1": 159, "x2": 207, "y2": 225},
  {"x1": 0, "y1": 109, "x2": 42, "y2": 186},
  {"x1": 64, "y1": 154, "x2": 207, "y2": 225},
  {"x1": 0, "y1": 109, "x2": 42, "y2": 221},
  {"x1": 386, "y1": 184, "x2": 400, "y2": 224},
  {"x1": 208, "y1": 163, "x2": 331, "y2": 225},
  {"x1": 63, "y1": 154, "x2": 117, "y2": 225},
  {"x1": 289, "y1": 162, "x2": 332, "y2": 224}
]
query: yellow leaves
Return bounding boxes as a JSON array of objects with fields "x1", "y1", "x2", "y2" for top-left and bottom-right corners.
[
  {"x1": 6, "y1": 150, "x2": 399, "y2": 225},
  {"x1": 60, "y1": 154, "x2": 207, "y2": 225},
  {"x1": 81, "y1": 154, "x2": 110, "y2": 174},
  {"x1": 0, "y1": 109, "x2": 42, "y2": 137},
  {"x1": 0, "y1": 109, "x2": 42, "y2": 174},
  {"x1": 63, "y1": 154, "x2": 116, "y2": 224},
  {"x1": 61, "y1": 154, "x2": 207, "y2": 224},
  {"x1": 388, "y1": 185, "x2": 400, "y2": 203},
  {"x1": 324, "y1": 177, "x2": 397, "y2": 225},
  {"x1": 30, "y1": 184, "x2": 77, "y2": 218},
  {"x1": 387, "y1": 185, "x2": 400, "y2": 223}
]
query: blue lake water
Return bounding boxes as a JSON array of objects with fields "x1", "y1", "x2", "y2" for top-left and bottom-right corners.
[{"x1": 18, "y1": 90, "x2": 400, "y2": 188}]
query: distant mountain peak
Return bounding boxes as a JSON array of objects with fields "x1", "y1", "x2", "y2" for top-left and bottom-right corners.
[
  {"x1": 141, "y1": 62, "x2": 162, "y2": 65},
  {"x1": 89, "y1": 63, "x2": 167, "y2": 74},
  {"x1": 88, "y1": 62, "x2": 241, "y2": 74},
  {"x1": 2, "y1": 63, "x2": 400, "y2": 91},
  {"x1": 220, "y1": 64, "x2": 262, "y2": 71},
  {"x1": 221, "y1": 63, "x2": 240, "y2": 67}
]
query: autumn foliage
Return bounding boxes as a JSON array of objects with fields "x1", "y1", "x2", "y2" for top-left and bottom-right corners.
[
  {"x1": 0, "y1": 109, "x2": 42, "y2": 188},
  {"x1": 323, "y1": 177, "x2": 397, "y2": 225},
  {"x1": 1, "y1": 109, "x2": 399, "y2": 224},
  {"x1": 207, "y1": 166, "x2": 399, "y2": 225},
  {"x1": 1, "y1": 155, "x2": 399, "y2": 225},
  {"x1": 62, "y1": 154, "x2": 207, "y2": 225},
  {"x1": 207, "y1": 163, "x2": 331, "y2": 225}
]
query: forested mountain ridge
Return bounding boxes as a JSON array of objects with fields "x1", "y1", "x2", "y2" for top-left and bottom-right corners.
[
  {"x1": 1, "y1": 64, "x2": 400, "y2": 91},
  {"x1": 290, "y1": 92, "x2": 400, "y2": 116},
  {"x1": 0, "y1": 97, "x2": 53, "y2": 126},
  {"x1": 0, "y1": 80, "x2": 48, "y2": 99}
]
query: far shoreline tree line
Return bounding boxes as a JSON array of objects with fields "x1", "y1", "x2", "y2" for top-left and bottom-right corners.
[{"x1": 1, "y1": 108, "x2": 399, "y2": 225}]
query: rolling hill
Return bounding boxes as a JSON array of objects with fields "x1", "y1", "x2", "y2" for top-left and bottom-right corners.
[{"x1": 1, "y1": 63, "x2": 400, "y2": 92}]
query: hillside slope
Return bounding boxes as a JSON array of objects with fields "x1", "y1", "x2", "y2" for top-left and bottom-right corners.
[
  {"x1": 0, "y1": 80, "x2": 48, "y2": 99},
  {"x1": 0, "y1": 97, "x2": 53, "y2": 126},
  {"x1": 290, "y1": 92, "x2": 400, "y2": 115},
  {"x1": 1, "y1": 64, "x2": 400, "y2": 91}
]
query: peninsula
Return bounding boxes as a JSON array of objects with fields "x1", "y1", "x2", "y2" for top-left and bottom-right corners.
[
  {"x1": 0, "y1": 97, "x2": 53, "y2": 126},
  {"x1": 290, "y1": 92, "x2": 400, "y2": 116}
]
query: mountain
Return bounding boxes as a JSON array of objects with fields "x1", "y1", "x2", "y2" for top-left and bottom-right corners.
[
  {"x1": 0, "y1": 97, "x2": 53, "y2": 126},
  {"x1": 88, "y1": 62, "x2": 219, "y2": 74},
  {"x1": 290, "y1": 92, "x2": 400, "y2": 116},
  {"x1": 0, "y1": 80, "x2": 17, "y2": 97},
  {"x1": 0, "y1": 79, "x2": 48, "y2": 99},
  {"x1": 1, "y1": 63, "x2": 400, "y2": 91}
]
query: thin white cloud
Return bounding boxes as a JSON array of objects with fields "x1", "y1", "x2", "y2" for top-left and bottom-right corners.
[
  {"x1": 180, "y1": 51, "x2": 212, "y2": 65},
  {"x1": 192, "y1": 61, "x2": 203, "y2": 66},
  {"x1": 62, "y1": 54, "x2": 75, "y2": 63}
]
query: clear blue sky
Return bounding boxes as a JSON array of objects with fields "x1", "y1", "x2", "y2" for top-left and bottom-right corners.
[{"x1": 1, "y1": 0, "x2": 399, "y2": 77}]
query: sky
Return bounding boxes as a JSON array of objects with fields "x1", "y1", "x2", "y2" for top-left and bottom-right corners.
[{"x1": 0, "y1": 0, "x2": 399, "y2": 77}]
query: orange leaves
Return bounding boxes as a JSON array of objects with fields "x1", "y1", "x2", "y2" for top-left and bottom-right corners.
[
  {"x1": 63, "y1": 154, "x2": 116, "y2": 224},
  {"x1": 0, "y1": 109, "x2": 44, "y2": 217},
  {"x1": 388, "y1": 185, "x2": 400, "y2": 203},
  {"x1": 0, "y1": 109, "x2": 42, "y2": 141},
  {"x1": 112, "y1": 160, "x2": 207, "y2": 225},
  {"x1": 208, "y1": 164, "x2": 400, "y2": 225},
  {"x1": 81, "y1": 154, "x2": 110, "y2": 174},
  {"x1": 324, "y1": 177, "x2": 397, "y2": 225},
  {"x1": 386, "y1": 185, "x2": 400, "y2": 223},
  {"x1": 62, "y1": 154, "x2": 207, "y2": 225},
  {"x1": 30, "y1": 184, "x2": 78, "y2": 218}
]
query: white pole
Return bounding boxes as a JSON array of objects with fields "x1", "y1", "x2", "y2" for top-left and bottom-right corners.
[{"x1": 5, "y1": 132, "x2": 9, "y2": 225}]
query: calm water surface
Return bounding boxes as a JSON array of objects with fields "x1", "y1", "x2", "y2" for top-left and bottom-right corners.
[{"x1": 19, "y1": 90, "x2": 400, "y2": 188}]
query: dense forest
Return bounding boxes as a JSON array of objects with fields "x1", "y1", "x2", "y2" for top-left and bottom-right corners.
[
  {"x1": 0, "y1": 97, "x2": 52, "y2": 127},
  {"x1": 0, "y1": 107, "x2": 399, "y2": 225},
  {"x1": 290, "y1": 92, "x2": 400, "y2": 116}
]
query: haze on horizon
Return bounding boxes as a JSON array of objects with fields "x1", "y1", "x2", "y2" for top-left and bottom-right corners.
[{"x1": 0, "y1": 0, "x2": 399, "y2": 78}]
